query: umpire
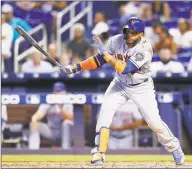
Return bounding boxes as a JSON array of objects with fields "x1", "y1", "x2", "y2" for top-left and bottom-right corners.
[{"x1": 28, "y1": 82, "x2": 74, "y2": 149}]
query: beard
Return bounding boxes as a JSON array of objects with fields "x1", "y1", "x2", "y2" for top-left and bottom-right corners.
[{"x1": 126, "y1": 38, "x2": 141, "y2": 47}]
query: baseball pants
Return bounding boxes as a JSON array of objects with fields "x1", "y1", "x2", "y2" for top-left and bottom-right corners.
[{"x1": 95, "y1": 78, "x2": 180, "y2": 153}]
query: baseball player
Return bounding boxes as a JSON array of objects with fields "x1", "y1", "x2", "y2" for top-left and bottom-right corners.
[
  {"x1": 109, "y1": 99, "x2": 143, "y2": 149},
  {"x1": 61, "y1": 17, "x2": 185, "y2": 165},
  {"x1": 28, "y1": 82, "x2": 74, "y2": 149}
]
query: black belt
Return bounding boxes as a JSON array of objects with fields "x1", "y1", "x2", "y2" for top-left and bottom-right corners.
[{"x1": 129, "y1": 78, "x2": 148, "y2": 86}]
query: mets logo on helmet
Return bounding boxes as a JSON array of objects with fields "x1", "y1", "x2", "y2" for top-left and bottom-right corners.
[{"x1": 131, "y1": 19, "x2": 135, "y2": 25}]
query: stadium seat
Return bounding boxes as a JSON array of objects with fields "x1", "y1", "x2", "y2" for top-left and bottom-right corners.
[
  {"x1": 29, "y1": 9, "x2": 53, "y2": 27},
  {"x1": 177, "y1": 56, "x2": 191, "y2": 63},
  {"x1": 163, "y1": 20, "x2": 178, "y2": 29},
  {"x1": 143, "y1": 20, "x2": 151, "y2": 27},
  {"x1": 152, "y1": 55, "x2": 160, "y2": 62},
  {"x1": 109, "y1": 26, "x2": 120, "y2": 35},
  {"x1": 108, "y1": 19, "x2": 120, "y2": 27},
  {"x1": 175, "y1": 10, "x2": 191, "y2": 19},
  {"x1": 13, "y1": 5, "x2": 53, "y2": 43},
  {"x1": 178, "y1": 48, "x2": 192, "y2": 54},
  {"x1": 13, "y1": 5, "x2": 29, "y2": 21}
]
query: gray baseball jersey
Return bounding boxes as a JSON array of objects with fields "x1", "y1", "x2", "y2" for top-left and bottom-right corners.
[
  {"x1": 106, "y1": 35, "x2": 153, "y2": 85},
  {"x1": 36, "y1": 104, "x2": 73, "y2": 129}
]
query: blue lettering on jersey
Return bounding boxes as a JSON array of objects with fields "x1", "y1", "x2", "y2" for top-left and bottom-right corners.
[{"x1": 115, "y1": 53, "x2": 131, "y2": 61}]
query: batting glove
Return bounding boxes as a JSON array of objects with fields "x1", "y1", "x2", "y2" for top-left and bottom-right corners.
[
  {"x1": 91, "y1": 35, "x2": 108, "y2": 55},
  {"x1": 60, "y1": 65, "x2": 75, "y2": 74}
]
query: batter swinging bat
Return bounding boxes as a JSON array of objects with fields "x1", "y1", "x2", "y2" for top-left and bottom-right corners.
[{"x1": 15, "y1": 26, "x2": 65, "y2": 73}]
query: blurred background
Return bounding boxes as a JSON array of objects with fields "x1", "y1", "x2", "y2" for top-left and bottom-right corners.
[{"x1": 1, "y1": 0, "x2": 192, "y2": 155}]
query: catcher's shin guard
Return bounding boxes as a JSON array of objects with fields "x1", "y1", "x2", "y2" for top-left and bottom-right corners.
[{"x1": 91, "y1": 127, "x2": 110, "y2": 165}]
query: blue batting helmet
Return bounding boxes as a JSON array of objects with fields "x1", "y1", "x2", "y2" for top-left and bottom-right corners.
[{"x1": 123, "y1": 17, "x2": 145, "y2": 34}]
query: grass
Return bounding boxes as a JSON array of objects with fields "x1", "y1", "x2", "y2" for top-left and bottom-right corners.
[{"x1": 2, "y1": 155, "x2": 192, "y2": 162}]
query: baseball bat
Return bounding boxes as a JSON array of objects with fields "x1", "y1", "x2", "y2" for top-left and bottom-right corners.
[{"x1": 15, "y1": 26, "x2": 62, "y2": 68}]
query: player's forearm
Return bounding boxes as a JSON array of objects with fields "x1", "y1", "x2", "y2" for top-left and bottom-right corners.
[
  {"x1": 103, "y1": 53, "x2": 137, "y2": 74},
  {"x1": 110, "y1": 120, "x2": 144, "y2": 131},
  {"x1": 72, "y1": 54, "x2": 107, "y2": 73},
  {"x1": 61, "y1": 108, "x2": 73, "y2": 121},
  {"x1": 31, "y1": 113, "x2": 44, "y2": 122},
  {"x1": 103, "y1": 54, "x2": 125, "y2": 72},
  {"x1": 62, "y1": 113, "x2": 73, "y2": 121},
  {"x1": 122, "y1": 120, "x2": 144, "y2": 130}
]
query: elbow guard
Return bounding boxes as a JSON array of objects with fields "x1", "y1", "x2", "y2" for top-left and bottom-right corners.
[
  {"x1": 114, "y1": 60, "x2": 127, "y2": 73},
  {"x1": 113, "y1": 60, "x2": 138, "y2": 74}
]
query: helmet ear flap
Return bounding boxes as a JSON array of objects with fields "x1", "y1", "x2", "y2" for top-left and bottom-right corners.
[
  {"x1": 123, "y1": 26, "x2": 128, "y2": 40},
  {"x1": 123, "y1": 28, "x2": 125, "y2": 35},
  {"x1": 123, "y1": 28, "x2": 127, "y2": 40}
]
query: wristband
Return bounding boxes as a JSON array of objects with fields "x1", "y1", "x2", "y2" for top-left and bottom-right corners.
[{"x1": 73, "y1": 63, "x2": 81, "y2": 72}]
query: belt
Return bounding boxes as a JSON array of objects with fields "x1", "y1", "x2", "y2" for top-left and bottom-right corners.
[{"x1": 129, "y1": 78, "x2": 148, "y2": 86}]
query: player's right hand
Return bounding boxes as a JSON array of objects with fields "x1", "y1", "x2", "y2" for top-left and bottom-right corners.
[
  {"x1": 60, "y1": 65, "x2": 74, "y2": 74},
  {"x1": 92, "y1": 35, "x2": 108, "y2": 55}
]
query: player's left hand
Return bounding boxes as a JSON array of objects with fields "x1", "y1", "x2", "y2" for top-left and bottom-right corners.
[
  {"x1": 91, "y1": 35, "x2": 108, "y2": 55},
  {"x1": 60, "y1": 65, "x2": 74, "y2": 74}
]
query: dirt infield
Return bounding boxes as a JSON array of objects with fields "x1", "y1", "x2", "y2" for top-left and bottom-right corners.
[{"x1": 2, "y1": 162, "x2": 192, "y2": 168}]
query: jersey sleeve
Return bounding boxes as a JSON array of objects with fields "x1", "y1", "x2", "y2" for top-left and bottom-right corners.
[
  {"x1": 36, "y1": 104, "x2": 50, "y2": 115},
  {"x1": 129, "y1": 50, "x2": 152, "y2": 69}
]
